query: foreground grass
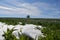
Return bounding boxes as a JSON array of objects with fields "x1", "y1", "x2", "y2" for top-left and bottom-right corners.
[
  {"x1": 2, "y1": 28, "x2": 34, "y2": 40},
  {"x1": 0, "y1": 18, "x2": 60, "y2": 40}
]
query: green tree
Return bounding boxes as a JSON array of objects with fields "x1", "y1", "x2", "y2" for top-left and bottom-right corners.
[{"x1": 27, "y1": 15, "x2": 30, "y2": 18}]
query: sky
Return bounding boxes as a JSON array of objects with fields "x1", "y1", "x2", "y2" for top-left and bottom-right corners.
[{"x1": 0, "y1": 0, "x2": 60, "y2": 18}]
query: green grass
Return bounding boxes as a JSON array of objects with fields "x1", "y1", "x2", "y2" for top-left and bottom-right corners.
[
  {"x1": 3, "y1": 28, "x2": 34, "y2": 40},
  {"x1": 0, "y1": 18, "x2": 60, "y2": 40}
]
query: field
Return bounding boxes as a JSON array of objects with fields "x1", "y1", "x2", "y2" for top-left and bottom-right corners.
[{"x1": 0, "y1": 18, "x2": 60, "y2": 40}]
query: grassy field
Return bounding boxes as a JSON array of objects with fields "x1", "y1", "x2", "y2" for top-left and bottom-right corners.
[{"x1": 0, "y1": 18, "x2": 60, "y2": 40}]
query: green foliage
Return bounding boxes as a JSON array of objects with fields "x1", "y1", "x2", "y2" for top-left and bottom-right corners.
[
  {"x1": 21, "y1": 21, "x2": 25, "y2": 25},
  {"x1": 27, "y1": 15, "x2": 30, "y2": 18},
  {"x1": 41, "y1": 28, "x2": 60, "y2": 40},
  {"x1": 19, "y1": 34, "x2": 33, "y2": 40},
  {"x1": 0, "y1": 18, "x2": 60, "y2": 40},
  {"x1": 3, "y1": 28, "x2": 17, "y2": 40},
  {"x1": 3, "y1": 28, "x2": 34, "y2": 40}
]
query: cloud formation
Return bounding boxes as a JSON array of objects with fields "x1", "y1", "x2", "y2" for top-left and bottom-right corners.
[
  {"x1": 0, "y1": 3, "x2": 41, "y2": 16},
  {"x1": 0, "y1": 0, "x2": 60, "y2": 18}
]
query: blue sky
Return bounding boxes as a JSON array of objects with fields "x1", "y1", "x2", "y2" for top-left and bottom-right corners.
[{"x1": 0, "y1": 0, "x2": 60, "y2": 18}]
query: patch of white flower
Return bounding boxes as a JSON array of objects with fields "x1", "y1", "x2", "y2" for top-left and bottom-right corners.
[{"x1": 0, "y1": 22, "x2": 44, "y2": 40}]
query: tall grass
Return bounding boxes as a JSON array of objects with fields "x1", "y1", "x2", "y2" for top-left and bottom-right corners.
[{"x1": 1, "y1": 18, "x2": 60, "y2": 40}]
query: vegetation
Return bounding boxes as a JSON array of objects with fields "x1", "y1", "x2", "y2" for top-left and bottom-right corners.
[
  {"x1": 27, "y1": 15, "x2": 30, "y2": 18},
  {"x1": 2, "y1": 28, "x2": 17, "y2": 40},
  {"x1": 0, "y1": 18, "x2": 60, "y2": 40},
  {"x1": 3, "y1": 28, "x2": 34, "y2": 40}
]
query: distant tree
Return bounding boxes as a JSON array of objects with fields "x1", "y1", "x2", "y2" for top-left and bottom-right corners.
[{"x1": 27, "y1": 15, "x2": 30, "y2": 18}]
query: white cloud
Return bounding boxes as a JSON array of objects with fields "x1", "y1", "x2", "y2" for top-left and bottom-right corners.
[
  {"x1": 0, "y1": 3, "x2": 41, "y2": 16},
  {"x1": 32, "y1": 2, "x2": 60, "y2": 16},
  {"x1": 0, "y1": 6, "x2": 14, "y2": 10},
  {"x1": 0, "y1": 0, "x2": 42, "y2": 16},
  {"x1": 32, "y1": 2, "x2": 55, "y2": 10},
  {"x1": 0, "y1": 0, "x2": 60, "y2": 18}
]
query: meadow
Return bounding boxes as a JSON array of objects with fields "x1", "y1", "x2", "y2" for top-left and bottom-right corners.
[{"x1": 0, "y1": 18, "x2": 60, "y2": 40}]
